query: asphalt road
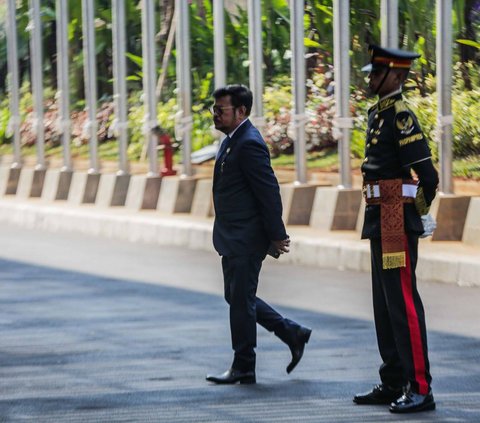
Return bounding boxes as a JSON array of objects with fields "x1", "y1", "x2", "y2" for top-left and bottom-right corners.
[{"x1": 0, "y1": 224, "x2": 479, "y2": 422}]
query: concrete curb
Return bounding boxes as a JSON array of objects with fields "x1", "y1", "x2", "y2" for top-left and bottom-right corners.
[{"x1": 1, "y1": 198, "x2": 478, "y2": 287}]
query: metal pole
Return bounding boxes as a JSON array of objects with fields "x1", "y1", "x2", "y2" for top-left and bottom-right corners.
[
  {"x1": 213, "y1": 0, "x2": 226, "y2": 89},
  {"x1": 56, "y1": 0, "x2": 72, "y2": 171},
  {"x1": 333, "y1": 0, "x2": 352, "y2": 188},
  {"x1": 6, "y1": 0, "x2": 21, "y2": 168},
  {"x1": 248, "y1": 0, "x2": 265, "y2": 134},
  {"x1": 381, "y1": 0, "x2": 398, "y2": 48},
  {"x1": 112, "y1": 0, "x2": 129, "y2": 175},
  {"x1": 81, "y1": 0, "x2": 99, "y2": 173},
  {"x1": 28, "y1": 0, "x2": 45, "y2": 170},
  {"x1": 175, "y1": 0, "x2": 193, "y2": 177},
  {"x1": 142, "y1": 0, "x2": 158, "y2": 175},
  {"x1": 436, "y1": 0, "x2": 453, "y2": 194},
  {"x1": 290, "y1": 0, "x2": 307, "y2": 184}
]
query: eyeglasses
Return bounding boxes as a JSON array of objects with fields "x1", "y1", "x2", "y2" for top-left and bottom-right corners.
[{"x1": 209, "y1": 105, "x2": 236, "y2": 116}]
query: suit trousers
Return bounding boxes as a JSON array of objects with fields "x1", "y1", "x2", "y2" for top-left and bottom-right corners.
[
  {"x1": 370, "y1": 234, "x2": 432, "y2": 395},
  {"x1": 221, "y1": 255, "x2": 299, "y2": 372}
]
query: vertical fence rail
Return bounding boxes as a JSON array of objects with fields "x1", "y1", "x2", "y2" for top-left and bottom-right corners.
[
  {"x1": 142, "y1": 0, "x2": 158, "y2": 176},
  {"x1": 248, "y1": 0, "x2": 265, "y2": 134},
  {"x1": 213, "y1": 0, "x2": 226, "y2": 89},
  {"x1": 290, "y1": 1, "x2": 307, "y2": 184},
  {"x1": 81, "y1": 0, "x2": 99, "y2": 173},
  {"x1": 56, "y1": 0, "x2": 72, "y2": 171},
  {"x1": 28, "y1": 0, "x2": 46, "y2": 170},
  {"x1": 112, "y1": 0, "x2": 129, "y2": 175},
  {"x1": 6, "y1": 0, "x2": 22, "y2": 168},
  {"x1": 175, "y1": 0, "x2": 193, "y2": 177},
  {"x1": 381, "y1": 0, "x2": 398, "y2": 48},
  {"x1": 436, "y1": 0, "x2": 453, "y2": 194},
  {"x1": 333, "y1": 0, "x2": 352, "y2": 188}
]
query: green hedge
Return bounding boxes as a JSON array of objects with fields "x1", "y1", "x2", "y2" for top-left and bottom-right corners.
[{"x1": 1, "y1": 66, "x2": 480, "y2": 165}]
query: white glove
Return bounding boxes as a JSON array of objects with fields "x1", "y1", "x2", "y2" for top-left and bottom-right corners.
[{"x1": 420, "y1": 214, "x2": 437, "y2": 238}]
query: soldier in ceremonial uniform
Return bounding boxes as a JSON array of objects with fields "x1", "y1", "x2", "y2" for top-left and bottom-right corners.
[{"x1": 353, "y1": 45, "x2": 439, "y2": 413}]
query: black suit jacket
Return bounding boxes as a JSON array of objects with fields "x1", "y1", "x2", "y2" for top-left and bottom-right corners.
[{"x1": 212, "y1": 119, "x2": 287, "y2": 257}]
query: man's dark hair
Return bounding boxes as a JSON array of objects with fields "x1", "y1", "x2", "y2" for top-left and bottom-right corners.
[{"x1": 213, "y1": 84, "x2": 253, "y2": 116}]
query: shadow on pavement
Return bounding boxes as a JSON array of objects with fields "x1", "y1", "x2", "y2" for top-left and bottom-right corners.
[{"x1": 0, "y1": 258, "x2": 479, "y2": 422}]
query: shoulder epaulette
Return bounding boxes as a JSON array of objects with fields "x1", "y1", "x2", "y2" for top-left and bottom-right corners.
[
  {"x1": 367, "y1": 102, "x2": 377, "y2": 115},
  {"x1": 394, "y1": 99, "x2": 409, "y2": 114},
  {"x1": 378, "y1": 97, "x2": 397, "y2": 112}
]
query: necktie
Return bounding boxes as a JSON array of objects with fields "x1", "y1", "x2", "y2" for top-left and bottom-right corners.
[{"x1": 216, "y1": 135, "x2": 231, "y2": 160}]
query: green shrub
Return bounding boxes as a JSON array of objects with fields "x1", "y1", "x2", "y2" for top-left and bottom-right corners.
[
  {"x1": 0, "y1": 101, "x2": 10, "y2": 144},
  {"x1": 1, "y1": 63, "x2": 479, "y2": 179},
  {"x1": 452, "y1": 90, "x2": 480, "y2": 157},
  {"x1": 263, "y1": 72, "x2": 368, "y2": 159},
  {"x1": 406, "y1": 69, "x2": 480, "y2": 159},
  {"x1": 127, "y1": 96, "x2": 214, "y2": 161}
]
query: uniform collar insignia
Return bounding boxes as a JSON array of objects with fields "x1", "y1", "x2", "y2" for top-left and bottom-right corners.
[{"x1": 377, "y1": 93, "x2": 403, "y2": 112}]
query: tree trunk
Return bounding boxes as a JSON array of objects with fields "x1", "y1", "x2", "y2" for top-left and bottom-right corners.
[
  {"x1": 158, "y1": 0, "x2": 175, "y2": 42},
  {"x1": 158, "y1": 0, "x2": 175, "y2": 57},
  {"x1": 195, "y1": 0, "x2": 206, "y2": 20},
  {"x1": 154, "y1": 0, "x2": 175, "y2": 100},
  {"x1": 459, "y1": 0, "x2": 477, "y2": 90},
  {"x1": 463, "y1": 0, "x2": 477, "y2": 61}
]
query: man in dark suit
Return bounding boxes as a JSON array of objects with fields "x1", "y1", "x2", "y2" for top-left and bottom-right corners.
[
  {"x1": 353, "y1": 45, "x2": 439, "y2": 413},
  {"x1": 206, "y1": 84, "x2": 311, "y2": 385}
]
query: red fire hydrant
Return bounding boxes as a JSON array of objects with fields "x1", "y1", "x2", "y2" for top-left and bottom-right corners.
[{"x1": 152, "y1": 126, "x2": 177, "y2": 176}]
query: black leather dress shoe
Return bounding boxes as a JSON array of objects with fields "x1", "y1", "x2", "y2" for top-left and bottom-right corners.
[
  {"x1": 286, "y1": 326, "x2": 312, "y2": 374},
  {"x1": 389, "y1": 389, "x2": 435, "y2": 413},
  {"x1": 206, "y1": 368, "x2": 256, "y2": 385},
  {"x1": 353, "y1": 384, "x2": 403, "y2": 405}
]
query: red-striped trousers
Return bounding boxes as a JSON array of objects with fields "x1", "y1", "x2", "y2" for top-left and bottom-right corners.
[{"x1": 370, "y1": 234, "x2": 432, "y2": 395}]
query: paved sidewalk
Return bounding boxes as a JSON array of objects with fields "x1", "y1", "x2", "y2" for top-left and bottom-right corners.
[
  {"x1": 0, "y1": 226, "x2": 479, "y2": 422},
  {"x1": 0, "y1": 197, "x2": 478, "y2": 287}
]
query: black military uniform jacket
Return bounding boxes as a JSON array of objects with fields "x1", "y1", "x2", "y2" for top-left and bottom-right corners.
[{"x1": 361, "y1": 92, "x2": 433, "y2": 239}]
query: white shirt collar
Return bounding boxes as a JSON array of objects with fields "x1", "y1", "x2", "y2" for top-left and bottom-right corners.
[
  {"x1": 379, "y1": 88, "x2": 402, "y2": 102},
  {"x1": 228, "y1": 118, "x2": 249, "y2": 139}
]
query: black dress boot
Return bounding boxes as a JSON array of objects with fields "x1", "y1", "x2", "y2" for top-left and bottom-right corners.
[
  {"x1": 353, "y1": 384, "x2": 403, "y2": 405},
  {"x1": 206, "y1": 368, "x2": 256, "y2": 385},
  {"x1": 286, "y1": 326, "x2": 312, "y2": 374},
  {"x1": 389, "y1": 389, "x2": 435, "y2": 413}
]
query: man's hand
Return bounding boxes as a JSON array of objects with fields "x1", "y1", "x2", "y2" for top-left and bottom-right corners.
[{"x1": 271, "y1": 237, "x2": 290, "y2": 254}]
